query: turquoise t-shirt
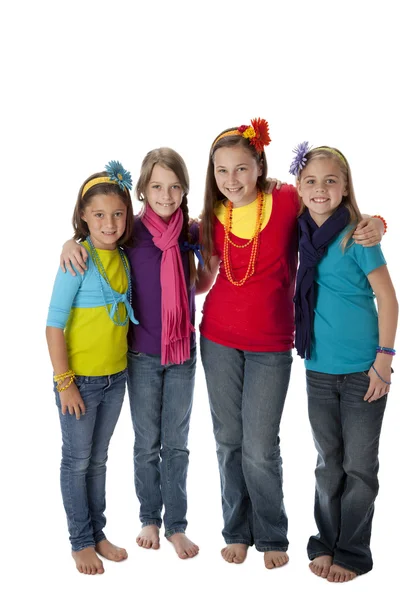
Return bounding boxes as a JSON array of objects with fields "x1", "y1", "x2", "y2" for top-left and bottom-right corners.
[{"x1": 305, "y1": 230, "x2": 386, "y2": 374}]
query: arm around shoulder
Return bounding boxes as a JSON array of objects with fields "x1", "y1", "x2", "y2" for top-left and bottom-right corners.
[{"x1": 61, "y1": 239, "x2": 88, "y2": 276}]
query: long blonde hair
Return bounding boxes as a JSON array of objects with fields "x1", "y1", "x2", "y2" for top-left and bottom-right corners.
[
  {"x1": 297, "y1": 147, "x2": 362, "y2": 250},
  {"x1": 136, "y1": 147, "x2": 197, "y2": 286}
]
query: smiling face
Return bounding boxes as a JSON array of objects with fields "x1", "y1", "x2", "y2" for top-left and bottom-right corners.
[
  {"x1": 297, "y1": 157, "x2": 348, "y2": 226},
  {"x1": 81, "y1": 193, "x2": 127, "y2": 249},
  {"x1": 144, "y1": 164, "x2": 184, "y2": 221},
  {"x1": 213, "y1": 145, "x2": 262, "y2": 208}
]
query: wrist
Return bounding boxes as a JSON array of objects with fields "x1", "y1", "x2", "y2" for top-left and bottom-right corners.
[
  {"x1": 371, "y1": 215, "x2": 387, "y2": 234},
  {"x1": 374, "y1": 353, "x2": 393, "y2": 367}
]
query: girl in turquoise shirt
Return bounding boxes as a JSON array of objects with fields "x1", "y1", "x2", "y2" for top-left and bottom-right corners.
[{"x1": 291, "y1": 145, "x2": 398, "y2": 582}]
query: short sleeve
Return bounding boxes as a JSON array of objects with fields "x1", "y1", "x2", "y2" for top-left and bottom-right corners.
[{"x1": 352, "y1": 242, "x2": 386, "y2": 276}]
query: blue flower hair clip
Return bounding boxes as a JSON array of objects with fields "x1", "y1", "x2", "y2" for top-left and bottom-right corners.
[
  {"x1": 105, "y1": 160, "x2": 133, "y2": 191},
  {"x1": 289, "y1": 142, "x2": 312, "y2": 177}
]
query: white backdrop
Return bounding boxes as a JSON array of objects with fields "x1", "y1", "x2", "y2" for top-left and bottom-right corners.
[{"x1": 1, "y1": 1, "x2": 399, "y2": 599}]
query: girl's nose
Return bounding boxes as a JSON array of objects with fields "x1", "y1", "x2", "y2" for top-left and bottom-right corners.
[{"x1": 227, "y1": 172, "x2": 238, "y2": 184}]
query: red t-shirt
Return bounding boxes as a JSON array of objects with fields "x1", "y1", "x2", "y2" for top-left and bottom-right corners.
[{"x1": 200, "y1": 185, "x2": 299, "y2": 351}]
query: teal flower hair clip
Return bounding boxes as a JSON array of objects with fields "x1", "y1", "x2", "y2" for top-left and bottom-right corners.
[{"x1": 105, "y1": 160, "x2": 133, "y2": 191}]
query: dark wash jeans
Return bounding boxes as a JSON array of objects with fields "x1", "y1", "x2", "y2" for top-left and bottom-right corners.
[
  {"x1": 200, "y1": 336, "x2": 292, "y2": 551},
  {"x1": 127, "y1": 347, "x2": 196, "y2": 537},
  {"x1": 55, "y1": 369, "x2": 127, "y2": 552},
  {"x1": 306, "y1": 369, "x2": 387, "y2": 575}
]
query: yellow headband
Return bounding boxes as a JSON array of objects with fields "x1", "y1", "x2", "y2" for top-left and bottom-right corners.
[
  {"x1": 81, "y1": 177, "x2": 118, "y2": 198},
  {"x1": 315, "y1": 147, "x2": 347, "y2": 164},
  {"x1": 212, "y1": 129, "x2": 241, "y2": 147},
  {"x1": 212, "y1": 119, "x2": 271, "y2": 153}
]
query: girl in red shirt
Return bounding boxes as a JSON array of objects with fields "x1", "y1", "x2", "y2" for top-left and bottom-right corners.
[{"x1": 197, "y1": 119, "x2": 383, "y2": 570}]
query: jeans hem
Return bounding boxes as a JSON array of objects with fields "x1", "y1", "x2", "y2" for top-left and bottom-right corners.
[
  {"x1": 71, "y1": 542, "x2": 95, "y2": 552},
  {"x1": 255, "y1": 545, "x2": 288, "y2": 552},
  {"x1": 141, "y1": 520, "x2": 162, "y2": 528},
  {"x1": 308, "y1": 550, "x2": 334, "y2": 560},
  {"x1": 224, "y1": 539, "x2": 252, "y2": 546},
  {"x1": 333, "y1": 559, "x2": 368, "y2": 576},
  {"x1": 165, "y1": 528, "x2": 186, "y2": 538},
  {"x1": 93, "y1": 533, "x2": 106, "y2": 545}
]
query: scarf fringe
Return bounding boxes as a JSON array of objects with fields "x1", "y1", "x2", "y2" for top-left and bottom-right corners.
[{"x1": 161, "y1": 307, "x2": 195, "y2": 365}]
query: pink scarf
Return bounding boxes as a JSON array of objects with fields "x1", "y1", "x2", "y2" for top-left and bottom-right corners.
[{"x1": 141, "y1": 205, "x2": 194, "y2": 365}]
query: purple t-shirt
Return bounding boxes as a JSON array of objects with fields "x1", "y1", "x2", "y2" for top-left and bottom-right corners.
[{"x1": 125, "y1": 217, "x2": 198, "y2": 354}]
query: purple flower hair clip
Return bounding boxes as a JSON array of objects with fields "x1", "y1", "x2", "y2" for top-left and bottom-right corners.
[{"x1": 289, "y1": 141, "x2": 312, "y2": 176}]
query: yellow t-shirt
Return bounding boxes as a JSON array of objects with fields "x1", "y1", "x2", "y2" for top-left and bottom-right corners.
[
  {"x1": 65, "y1": 242, "x2": 129, "y2": 376},
  {"x1": 213, "y1": 192, "x2": 273, "y2": 237}
]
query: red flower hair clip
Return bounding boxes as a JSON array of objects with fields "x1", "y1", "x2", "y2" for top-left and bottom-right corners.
[{"x1": 238, "y1": 118, "x2": 271, "y2": 152}]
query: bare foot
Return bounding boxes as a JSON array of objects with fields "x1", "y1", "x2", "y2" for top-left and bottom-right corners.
[
  {"x1": 136, "y1": 525, "x2": 160, "y2": 549},
  {"x1": 95, "y1": 539, "x2": 128, "y2": 562},
  {"x1": 168, "y1": 533, "x2": 199, "y2": 559},
  {"x1": 309, "y1": 555, "x2": 333, "y2": 578},
  {"x1": 72, "y1": 547, "x2": 104, "y2": 575},
  {"x1": 221, "y1": 544, "x2": 248, "y2": 564},
  {"x1": 327, "y1": 564, "x2": 357, "y2": 583},
  {"x1": 264, "y1": 551, "x2": 289, "y2": 569}
]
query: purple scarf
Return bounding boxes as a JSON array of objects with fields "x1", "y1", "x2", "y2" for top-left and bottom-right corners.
[{"x1": 294, "y1": 205, "x2": 350, "y2": 359}]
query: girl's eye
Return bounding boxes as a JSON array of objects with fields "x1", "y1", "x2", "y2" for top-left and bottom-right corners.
[
  {"x1": 152, "y1": 185, "x2": 161, "y2": 189},
  {"x1": 326, "y1": 179, "x2": 336, "y2": 184},
  {"x1": 172, "y1": 185, "x2": 181, "y2": 190},
  {"x1": 217, "y1": 169, "x2": 226, "y2": 174},
  {"x1": 115, "y1": 212, "x2": 124, "y2": 217},
  {"x1": 237, "y1": 167, "x2": 246, "y2": 172},
  {"x1": 94, "y1": 213, "x2": 103, "y2": 218},
  {"x1": 305, "y1": 179, "x2": 314, "y2": 185}
]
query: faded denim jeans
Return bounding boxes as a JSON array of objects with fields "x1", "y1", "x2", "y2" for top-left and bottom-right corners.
[
  {"x1": 55, "y1": 369, "x2": 127, "y2": 551},
  {"x1": 200, "y1": 336, "x2": 292, "y2": 551},
  {"x1": 306, "y1": 369, "x2": 387, "y2": 575},
  {"x1": 127, "y1": 348, "x2": 196, "y2": 537}
]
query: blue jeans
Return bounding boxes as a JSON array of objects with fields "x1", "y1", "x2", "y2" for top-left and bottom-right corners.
[
  {"x1": 306, "y1": 369, "x2": 387, "y2": 575},
  {"x1": 55, "y1": 369, "x2": 127, "y2": 552},
  {"x1": 200, "y1": 336, "x2": 292, "y2": 551},
  {"x1": 127, "y1": 348, "x2": 196, "y2": 537}
]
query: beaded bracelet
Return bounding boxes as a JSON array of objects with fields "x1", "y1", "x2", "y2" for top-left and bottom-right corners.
[
  {"x1": 57, "y1": 375, "x2": 76, "y2": 392},
  {"x1": 372, "y1": 215, "x2": 387, "y2": 234},
  {"x1": 376, "y1": 346, "x2": 396, "y2": 356},
  {"x1": 372, "y1": 364, "x2": 391, "y2": 385},
  {"x1": 54, "y1": 369, "x2": 75, "y2": 382},
  {"x1": 54, "y1": 369, "x2": 76, "y2": 392}
]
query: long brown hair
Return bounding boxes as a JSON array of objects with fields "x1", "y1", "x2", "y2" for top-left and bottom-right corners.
[
  {"x1": 201, "y1": 130, "x2": 268, "y2": 267},
  {"x1": 136, "y1": 147, "x2": 197, "y2": 286},
  {"x1": 297, "y1": 147, "x2": 361, "y2": 250},
  {"x1": 73, "y1": 172, "x2": 134, "y2": 247}
]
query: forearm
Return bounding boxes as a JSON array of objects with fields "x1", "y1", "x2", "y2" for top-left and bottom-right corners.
[
  {"x1": 46, "y1": 326, "x2": 71, "y2": 375},
  {"x1": 195, "y1": 256, "x2": 219, "y2": 295},
  {"x1": 376, "y1": 294, "x2": 398, "y2": 350}
]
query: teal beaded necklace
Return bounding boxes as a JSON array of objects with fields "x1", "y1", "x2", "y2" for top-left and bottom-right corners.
[{"x1": 86, "y1": 236, "x2": 132, "y2": 327}]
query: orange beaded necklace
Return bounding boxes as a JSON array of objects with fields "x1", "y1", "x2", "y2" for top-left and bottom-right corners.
[{"x1": 223, "y1": 189, "x2": 265, "y2": 286}]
